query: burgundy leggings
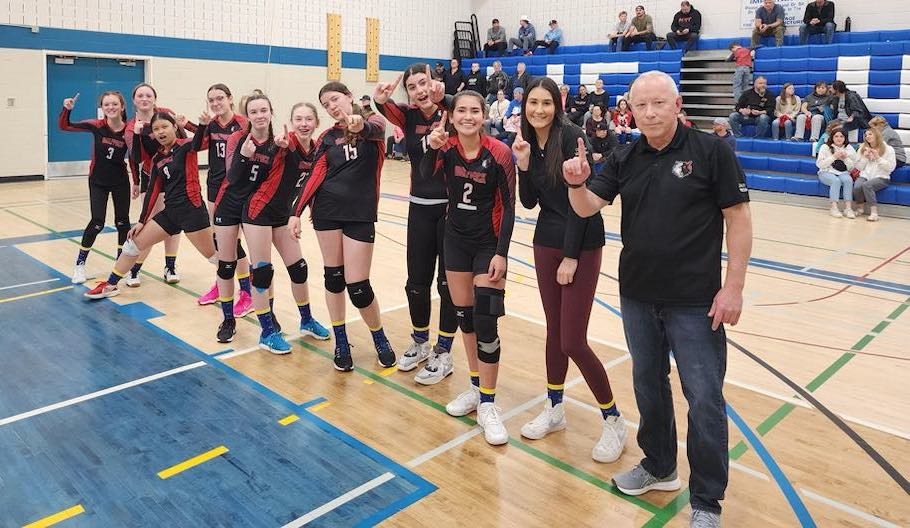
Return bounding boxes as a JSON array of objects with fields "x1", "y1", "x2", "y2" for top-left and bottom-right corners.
[{"x1": 534, "y1": 245, "x2": 615, "y2": 405}]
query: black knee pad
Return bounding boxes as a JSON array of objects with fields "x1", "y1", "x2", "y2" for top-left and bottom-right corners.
[
  {"x1": 236, "y1": 239, "x2": 247, "y2": 259},
  {"x1": 406, "y1": 282, "x2": 431, "y2": 305},
  {"x1": 455, "y1": 305, "x2": 474, "y2": 334},
  {"x1": 324, "y1": 266, "x2": 345, "y2": 293},
  {"x1": 85, "y1": 220, "x2": 105, "y2": 235},
  {"x1": 287, "y1": 258, "x2": 308, "y2": 284},
  {"x1": 217, "y1": 260, "x2": 237, "y2": 280},
  {"x1": 251, "y1": 263, "x2": 274, "y2": 290},
  {"x1": 436, "y1": 277, "x2": 452, "y2": 304},
  {"x1": 475, "y1": 287, "x2": 504, "y2": 363},
  {"x1": 114, "y1": 217, "x2": 130, "y2": 229},
  {"x1": 347, "y1": 279, "x2": 375, "y2": 309},
  {"x1": 474, "y1": 286, "x2": 505, "y2": 318}
]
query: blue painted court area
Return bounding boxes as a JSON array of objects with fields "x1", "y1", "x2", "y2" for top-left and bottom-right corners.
[{"x1": 0, "y1": 247, "x2": 433, "y2": 526}]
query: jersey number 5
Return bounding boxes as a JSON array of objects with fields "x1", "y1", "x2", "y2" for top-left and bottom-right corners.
[
  {"x1": 250, "y1": 165, "x2": 260, "y2": 182},
  {"x1": 457, "y1": 182, "x2": 477, "y2": 211},
  {"x1": 343, "y1": 144, "x2": 358, "y2": 161}
]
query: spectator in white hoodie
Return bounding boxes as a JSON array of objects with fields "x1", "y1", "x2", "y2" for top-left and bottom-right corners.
[
  {"x1": 815, "y1": 128, "x2": 856, "y2": 218},
  {"x1": 852, "y1": 127, "x2": 896, "y2": 222}
]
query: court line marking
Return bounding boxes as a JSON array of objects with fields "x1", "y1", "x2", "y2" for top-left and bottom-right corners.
[
  {"x1": 278, "y1": 414, "x2": 299, "y2": 426},
  {"x1": 0, "y1": 278, "x2": 59, "y2": 291},
  {"x1": 308, "y1": 401, "x2": 331, "y2": 412},
  {"x1": 0, "y1": 285, "x2": 73, "y2": 304},
  {"x1": 22, "y1": 504, "x2": 85, "y2": 528},
  {"x1": 281, "y1": 472, "x2": 394, "y2": 528},
  {"x1": 799, "y1": 488, "x2": 902, "y2": 528},
  {"x1": 157, "y1": 445, "x2": 229, "y2": 479}
]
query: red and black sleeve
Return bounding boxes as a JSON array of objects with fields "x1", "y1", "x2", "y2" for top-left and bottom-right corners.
[
  {"x1": 58, "y1": 107, "x2": 100, "y2": 133},
  {"x1": 360, "y1": 113, "x2": 387, "y2": 142},
  {"x1": 377, "y1": 100, "x2": 408, "y2": 129},
  {"x1": 138, "y1": 161, "x2": 163, "y2": 223},
  {"x1": 294, "y1": 152, "x2": 326, "y2": 217},
  {"x1": 224, "y1": 131, "x2": 246, "y2": 184},
  {"x1": 490, "y1": 141, "x2": 516, "y2": 257}
]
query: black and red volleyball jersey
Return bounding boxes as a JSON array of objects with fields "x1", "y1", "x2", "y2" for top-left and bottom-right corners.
[
  {"x1": 58, "y1": 107, "x2": 129, "y2": 186},
  {"x1": 138, "y1": 136, "x2": 204, "y2": 223},
  {"x1": 196, "y1": 114, "x2": 249, "y2": 191},
  {"x1": 248, "y1": 134, "x2": 317, "y2": 221},
  {"x1": 377, "y1": 100, "x2": 447, "y2": 201},
  {"x1": 218, "y1": 130, "x2": 279, "y2": 209},
  {"x1": 421, "y1": 135, "x2": 516, "y2": 257},
  {"x1": 294, "y1": 114, "x2": 387, "y2": 222}
]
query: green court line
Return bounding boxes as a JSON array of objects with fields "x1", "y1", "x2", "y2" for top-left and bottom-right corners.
[
  {"x1": 640, "y1": 489, "x2": 691, "y2": 528},
  {"x1": 870, "y1": 320, "x2": 890, "y2": 334}
]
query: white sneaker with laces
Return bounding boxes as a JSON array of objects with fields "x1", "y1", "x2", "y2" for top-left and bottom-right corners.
[
  {"x1": 398, "y1": 339, "x2": 430, "y2": 372},
  {"x1": 477, "y1": 402, "x2": 509, "y2": 445},
  {"x1": 414, "y1": 347, "x2": 454, "y2": 385},
  {"x1": 520, "y1": 400, "x2": 566, "y2": 440},
  {"x1": 445, "y1": 386, "x2": 479, "y2": 417},
  {"x1": 592, "y1": 414, "x2": 628, "y2": 463},
  {"x1": 164, "y1": 267, "x2": 180, "y2": 284},
  {"x1": 124, "y1": 273, "x2": 141, "y2": 287},
  {"x1": 72, "y1": 264, "x2": 87, "y2": 284},
  {"x1": 829, "y1": 204, "x2": 843, "y2": 218},
  {"x1": 844, "y1": 207, "x2": 856, "y2": 219}
]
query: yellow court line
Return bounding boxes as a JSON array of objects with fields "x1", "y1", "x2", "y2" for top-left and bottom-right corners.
[
  {"x1": 309, "y1": 401, "x2": 331, "y2": 412},
  {"x1": 157, "y1": 445, "x2": 229, "y2": 480},
  {"x1": 23, "y1": 504, "x2": 85, "y2": 528},
  {"x1": 379, "y1": 367, "x2": 397, "y2": 377},
  {"x1": 363, "y1": 379, "x2": 375, "y2": 385},
  {"x1": 278, "y1": 414, "x2": 299, "y2": 426},
  {"x1": 0, "y1": 285, "x2": 73, "y2": 304}
]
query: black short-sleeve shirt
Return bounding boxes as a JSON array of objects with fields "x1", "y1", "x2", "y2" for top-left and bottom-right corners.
[{"x1": 587, "y1": 124, "x2": 750, "y2": 305}]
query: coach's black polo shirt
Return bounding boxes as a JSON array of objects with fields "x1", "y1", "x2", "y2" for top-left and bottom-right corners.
[{"x1": 587, "y1": 124, "x2": 749, "y2": 305}]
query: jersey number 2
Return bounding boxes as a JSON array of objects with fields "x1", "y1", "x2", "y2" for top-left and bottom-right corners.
[{"x1": 457, "y1": 182, "x2": 477, "y2": 211}]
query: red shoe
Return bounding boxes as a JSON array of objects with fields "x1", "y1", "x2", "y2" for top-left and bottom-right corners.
[{"x1": 84, "y1": 281, "x2": 119, "y2": 300}]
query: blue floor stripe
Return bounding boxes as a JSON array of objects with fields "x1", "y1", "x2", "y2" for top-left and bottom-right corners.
[{"x1": 0, "y1": 227, "x2": 116, "y2": 247}]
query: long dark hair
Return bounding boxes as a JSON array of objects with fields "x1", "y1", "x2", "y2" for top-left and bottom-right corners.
[
  {"x1": 149, "y1": 112, "x2": 178, "y2": 145},
  {"x1": 244, "y1": 94, "x2": 276, "y2": 153},
  {"x1": 520, "y1": 77, "x2": 569, "y2": 188},
  {"x1": 825, "y1": 127, "x2": 847, "y2": 149},
  {"x1": 450, "y1": 90, "x2": 487, "y2": 140}
]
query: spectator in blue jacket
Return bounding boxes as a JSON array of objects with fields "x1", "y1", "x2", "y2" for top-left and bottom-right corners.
[
  {"x1": 533, "y1": 20, "x2": 563, "y2": 54},
  {"x1": 509, "y1": 16, "x2": 536, "y2": 55}
]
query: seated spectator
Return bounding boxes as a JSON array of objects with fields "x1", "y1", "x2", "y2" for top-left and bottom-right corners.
[
  {"x1": 486, "y1": 60, "x2": 510, "y2": 104},
  {"x1": 853, "y1": 128, "x2": 896, "y2": 221},
  {"x1": 869, "y1": 116, "x2": 907, "y2": 168},
  {"x1": 464, "y1": 62, "x2": 487, "y2": 95},
  {"x1": 484, "y1": 18, "x2": 508, "y2": 57},
  {"x1": 533, "y1": 20, "x2": 562, "y2": 54},
  {"x1": 816, "y1": 128, "x2": 856, "y2": 218},
  {"x1": 432, "y1": 62, "x2": 445, "y2": 81},
  {"x1": 584, "y1": 79, "x2": 608, "y2": 123},
  {"x1": 678, "y1": 110, "x2": 694, "y2": 127},
  {"x1": 509, "y1": 16, "x2": 536, "y2": 56},
  {"x1": 485, "y1": 89, "x2": 510, "y2": 137},
  {"x1": 713, "y1": 117, "x2": 737, "y2": 150},
  {"x1": 386, "y1": 126, "x2": 408, "y2": 161},
  {"x1": 558, "y1": 84, "x2": 570, "y2": 111},
  {"x1": 666, "y1": 1, "x2": 702, "y2": 54},
  {"x1": 622, "y1": 5, "x2": 656, "y2": 51},
  {"x1": 752, "y1": 0, "x2": 785, "y2": 47},
  {"x1": 792, "y1": 81, "x2": 831, "y2": 142},
  {"x1": 800, "y1": 0, "x2": 836, "y2": 45},
  {"x1": 772, "y1": 83, "x2": 801, "y2": 140},
  {"x1": 584, "y1": 104, "x2": 608, "y2": 138},
  {"x1": 814, "y1": 119, "x2": 842, "y2": 156},
  {"x1": 729, "y1": 75, "x2": 775, "y2": 137},
  {"x1": 612, "y1": 99, "x2": 635, "y2": 144},
  {"x1": 501, "y1": 87, "x2": 524, "y2": 145},
  {"x1": 509, "y1": 61, "x2": 533, "y2": 96},
  {"x1": 566, "y1": 85, "x2": 589, "y2": 126},
  {"x1": 443, "y1": 58, "x2": 465, "y2": 95},
  {"x1": 360, "y1": 95, "x2": 376, "y2": 118},
  {"x1": 728, "y1": 42, "x2": 757, "y2": 103},
  {"x1": 831, "y1": 80, "x2": 872, "y2": 142},
  {"x1": 609, "y1": 11, "x2": 632, "y2": 52},
  {"x1": 590, "y1": 121, "x2": 619, "y2": 173}
]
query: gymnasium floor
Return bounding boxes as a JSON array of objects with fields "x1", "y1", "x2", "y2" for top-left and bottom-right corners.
[{"x1": 0, "y1": 161, "x2": 908, "y2": 527}]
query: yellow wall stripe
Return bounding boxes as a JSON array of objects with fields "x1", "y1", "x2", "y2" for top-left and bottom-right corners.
[
  {"x1": 278, "y1": 414, "x2": 299, "y2": 426},
  {"x1": 157, "y1": 445, "x2": 229, "y2": 479},
  {"x1": 24, "y1": 504, "x2": 85, "y2": 528}
]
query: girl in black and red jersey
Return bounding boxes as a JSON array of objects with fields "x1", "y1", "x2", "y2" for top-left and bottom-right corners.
[
  {"x1": 421, "y1": 91, "x2": 516, "y2": 446},
  {"x1": 374, "y1": 63, "x2": 461, "y2": 385},
  {"x1": 58, "y1": 91, "x2": 131, "y2": 285},
  {"x1": 85, "y1": 112, "x2": 216, "y2": 299},
  {"x1": 193, "y1": 84, "x2": 254, "y2": 318},
  {"x1": 125, "y1": 82, "x2": 185, "y2": 286},
  {"x1": 288, "y1": 82, "x2": 396, "y2": 372}
]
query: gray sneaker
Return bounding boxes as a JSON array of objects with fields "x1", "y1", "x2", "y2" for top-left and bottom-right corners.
[
  {"x1": 612, "y1": 464, "x2": 682, "y2": 496},
  {"x1": 690, "y1": 510, "x2": 720, "y2": 528}
]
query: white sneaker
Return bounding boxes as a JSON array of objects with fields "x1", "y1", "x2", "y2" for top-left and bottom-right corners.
[
  {"x1": 520, "y1": 400, "x2": 566, "y2": 440},
  {"x1": 414, "y1": 347, "x2": 454, "y2": 385},
  {"x1": 124, "y1": 273, "x2": 141, "y2": 287},
  {"x1": 397, "y1": 339, "x2": 431, "y2": 372},
  {"x1": 477, "y1": 402, "x2": 509, "y2": 445},
  {"x1": 844, "y1": 207, "x2": 856, "y2": 219},
  {"x1": 592, "y1": 415, "x2": 628, "y2": 463},
  {"x1": 164, "y1": 267, "x2": 180, "y2": 284},
  {"x1": 445, "y1": 386, "x2": 480, "y2": 417},
  {"x1": 867, "y1": 212, "x2": 880, "y2": 222},
  {"x1": 72, "y1": 264, "x2": 87, "y2": 284},
  {"x1": 829, "y1": 205, "x2": 843, "y2": 218}
]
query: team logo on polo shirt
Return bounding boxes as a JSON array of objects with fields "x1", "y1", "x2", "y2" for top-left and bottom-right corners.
[{"x1": 672, "y1": 160, "x2": 694, "y2": 179}]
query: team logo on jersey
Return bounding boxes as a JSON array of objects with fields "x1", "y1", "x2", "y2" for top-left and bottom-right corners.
[
  {"x1": 672, "y1": 160, "x2": 694, "y2": 179},
  {"x1": 481, "y1": 158, "x2": 490, "y2": 170},
  {"x1": 739, "y1": 183, "x2": 749, "y2": 193}
]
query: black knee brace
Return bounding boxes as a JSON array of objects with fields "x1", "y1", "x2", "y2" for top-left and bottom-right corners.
[
  {"x1": 406, "y1": 282, "x2": 431, "y2": 326},
  {"x1": 251, "y1": 263, "x2": 274, "y2": 290},
  {"x1": 437, "y1": 276, "x2": 452, "y2": 305},
  {"x1": 475, "y1": 287, "x2": 505, "y2": 364},
  {"x1": 455, "y1": 305, "x2": 475, "y2": 334},
  {"x1": 324, "y1": 266, "x2": 345, "y2": 293},
  {"x1": 114, "y1": 217, "x2": 130, "y2": 244},
  {"x1": 347, "y1": 279, "x2": 375, "y2": 309},
  {"x1": 217, "y1": 260, "x2": 237, "y2": 280},
  {"x1": 236, "y1": 239, "x2": 247, "y2": 260},
  {"x1": 287, "y1": 258, "x2": 308, "y2": 284}
]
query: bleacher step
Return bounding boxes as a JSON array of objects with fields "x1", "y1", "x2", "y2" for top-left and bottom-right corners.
[
  {"x1": 681, "y1": 67, "x2": 737, "y2": 73},
  {"x1": 680, "y1": 79, "x2": 732, "y2": 85},
  {"x1": 680, "y1": 91, "x2": 734, "y2": 98}
]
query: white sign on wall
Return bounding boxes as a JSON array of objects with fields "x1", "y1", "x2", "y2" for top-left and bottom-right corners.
[{"x1": 741, "y1": 0, "x2": 808, "y2": 29}]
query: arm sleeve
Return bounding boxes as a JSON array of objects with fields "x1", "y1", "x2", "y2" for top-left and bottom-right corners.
[
  {"x1": 377, "y1": 100, "x2": 408, "y2": 129},
  {"x1": 816, "y1": 145, "x2": 834, "y2": 169},
  {"x1": 138, "y1": 165, "x2": 162, "y2": 223},
  {"x1": 882, "y1": 146, "x2": 897, "y2": 174},
  {"x1": 517, "y1": 169, "x2": 539, "y2": 209},
  {"x1": 58, "y1": 107, "x2": 99, "y2": 133},
  {"x1": 821, "y1": 4, "x2": 835, "y2": 24},
  {"x1": 492, "y1": 147, "x2": 516, "y2": 258},
  {"x1": 562, "y1": 132, "x2": 596, "y2": 258},
  {"x1": 129, "y1": 130, "x2": 144, "y2": 185},
  {"x1": 360, "y1": 113, "x2": 387, "y2": 141},
  {"x1": 646, "y1": 16, "x2": 654, "y2": 33},
  {"x1": 586, "y1": 152, "x2": 620, "y2": 204},
  {"x1": 419, "y1": 143, "x2": 446, "y2": 182},
  {"x1": 294, "y1": 151, "x2": 327, "y2": 216},
  {"x1": 225, "y1": 132, "x2": 247, "y2": 184},
  {"x1": 803, "y1": 5, "x2": 813, "y2": 24},
  {"x1": 183, "y1": 120, "x2": 198, "y2": 133},
  {"x1": 191, "y1": 123, "x2": 208, "y2": 151},
  {"x1": 853, "y1": 149, "x2": 868, "y2": 171},
  {"x1": 711, "y1": 139, "x2": 751, "y2": 209},
  {"x1": 671, "y1": 13, "x2": 680, "y2": 32},
  {"x1": 692, "y1": 11, "x2": 702, "y2": 32},
  {"x1": 844, "y1": 146, "x2": 856, "y2": 171}
]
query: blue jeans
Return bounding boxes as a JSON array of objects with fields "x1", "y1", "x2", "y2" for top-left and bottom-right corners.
[
  {"x1": 731, "y1": 67, "x2": 752, "y2": 103},
  {"x1": 620, "y1": 296, "x2": 729, "y2": 514},
  {"x1": 818, "y1": 170, "x2": 853, "y2": 201},
  {"x1": 771, "y1": 117, "x2": 794, "y2": 140},
  {"x1": 729, "y1": 112, "x2": 770, "y2": 137},
  {"x1": 799, "y1": 22, "x2": 836, "y2": 45}
]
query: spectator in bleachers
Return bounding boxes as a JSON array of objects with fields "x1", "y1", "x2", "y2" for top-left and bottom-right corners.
[
  {"x1": 666, "y1": 2, "x2": 702, "y2": 54},
  {"x1": 622, "y1": 5, "x2": 656, "y2": 51},
  {"x1": 609, "y1": 11, "x2": 632, "y2": 53},
  {"x1": 869, "y1": 116, "x2": 906, "y2": 168},
  {"x1": 678, "y1": 110, "x2": 694, "y2": 127},
  {"x1": 567, "y1": 85, "x2": 589, "y2": 126},
  {"x1": 443, "y1": 58, "x2": 466, "y2": 95},
  {"x1": 728, "y1": 42, "x2": 755, "y2": 103},
  {"x1": 432, "y1": 62, "x2": 445, "y2": 81},
  {"x1": 486, "y1": 60, "x2": 510, "y2": 104},
  {"x1": 509, "y1": 62, "x2": 533, "y2": 97},
  {"x1": 533, "y1": 20, "x2": 563, "y2": 55},
  {"x1": 831, "y1": 80, "x2": 872, "y2": 143},
  {"x1": 800, "y1": 0, "x2": 836, "y2": 45},
  {"x1": 816, "y1": 128, "x2": 857, "y2": 217},
  {"x1": 584, "y1": 79, "x2": 609, "y2": 123},
  {"x1": 792, "y1": 81, "x2": 831, "y2": 142},
  {"x1": 751, "y1": 0, "x2": 785, "y2": 47},
  {"x1": 559, "y1": 84, "x2": 570, "y2": 111},
  {"x1": 585, "y1": 104, "x2": 608, "y2": 138},
  {"x1": 501, "y1": 87, "x2": 525, "y2": 145},
  {"x1": 852, "y1": 128, "x2": 896, "y2": 221},
  {"x1": 360, "y1": 95, "x2": 376, "y2": 118},
  {"x1": 386, "y1": 126, "x2": 408, "y2": 161},
  {"x1": 771, "y1": 83, "x2": 801, "y2": 140},
  {"x1": 485, "y1": 89, "x2": 511, "y2": 138},
  {"x1": 612, "y1": 99, "x2": 636, "y2": 144},
  {"x1": 814, "y1": 119, "x2": 842, "y2": 156},
  {"x1": 729, "y1": 75, "x2": 775, "y2": 137},
  {"x1": 509, "y1": 16, "x2": 537, "y2": 56},
  {"x1": 712, "y1": 117, "x2": 737, "y2": 150},
  {"x1": 484, "y1": 18, "x2": 508, "y2": 57},
  {"x1": 591, "y1": 121, "x2": 619, "y2": 173},
  {"x1": 465, "y1": 62, "x2": 487, "y2": 96}
]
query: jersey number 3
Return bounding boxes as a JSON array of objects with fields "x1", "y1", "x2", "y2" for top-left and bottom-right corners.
[
  {"x1": 106, "y1": 147, "x2": 115, "y2": 160},
  {"x1": 457, "y1": 182, "x2": 477, "y2": 211}
]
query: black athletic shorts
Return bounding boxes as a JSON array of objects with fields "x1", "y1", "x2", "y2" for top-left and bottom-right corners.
[
  {"x1": 312, "y1": 218, "x2": 375, "y2": 243},
  {"x1": 153, "y1": 203, "x2": 210, "y2": 236},
  {"x1": 213, "y1": 192, "x2": 245, "y2": 227},
  {"x1": 444, "y1": 236, "x2": 499, "y2": 276},
  {"x1": 140, "y1": 171, "x2": 150, "y2": 194}
]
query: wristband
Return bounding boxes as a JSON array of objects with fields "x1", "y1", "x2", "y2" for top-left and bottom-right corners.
[{"x1": 566, "y1": 181, "x2": 584, "y2": 189}]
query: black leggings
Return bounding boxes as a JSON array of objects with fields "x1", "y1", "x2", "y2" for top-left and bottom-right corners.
[
  {"x1": 406, "y1": 202, "x2": 458, "y2": 335},
  {"x1": 81, "y1": 180, "x2": 130, "y2": 249}
]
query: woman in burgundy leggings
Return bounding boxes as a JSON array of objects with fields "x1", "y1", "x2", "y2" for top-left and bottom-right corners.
[{"x1": 513, "y1": 77, "x2": 627, "y2": 463}]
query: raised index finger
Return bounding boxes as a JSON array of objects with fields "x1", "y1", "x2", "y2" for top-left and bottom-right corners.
[
  {"x1": 438, "y1": 111, "x2": 448, "y2": 128},
  {"x1": 73, "y1": 92, "x2": 80, "y2": 102},
  {"x1": 389, "y1": 72, "x2": 403, "y2": 92},
  {"x1": 576, "y1": 136, "x2": 587, "y2": 160}
]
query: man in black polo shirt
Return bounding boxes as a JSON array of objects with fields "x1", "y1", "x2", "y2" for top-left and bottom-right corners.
[{"x1": 564, "y1": 71, "x2": 753, "y2": 528}]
